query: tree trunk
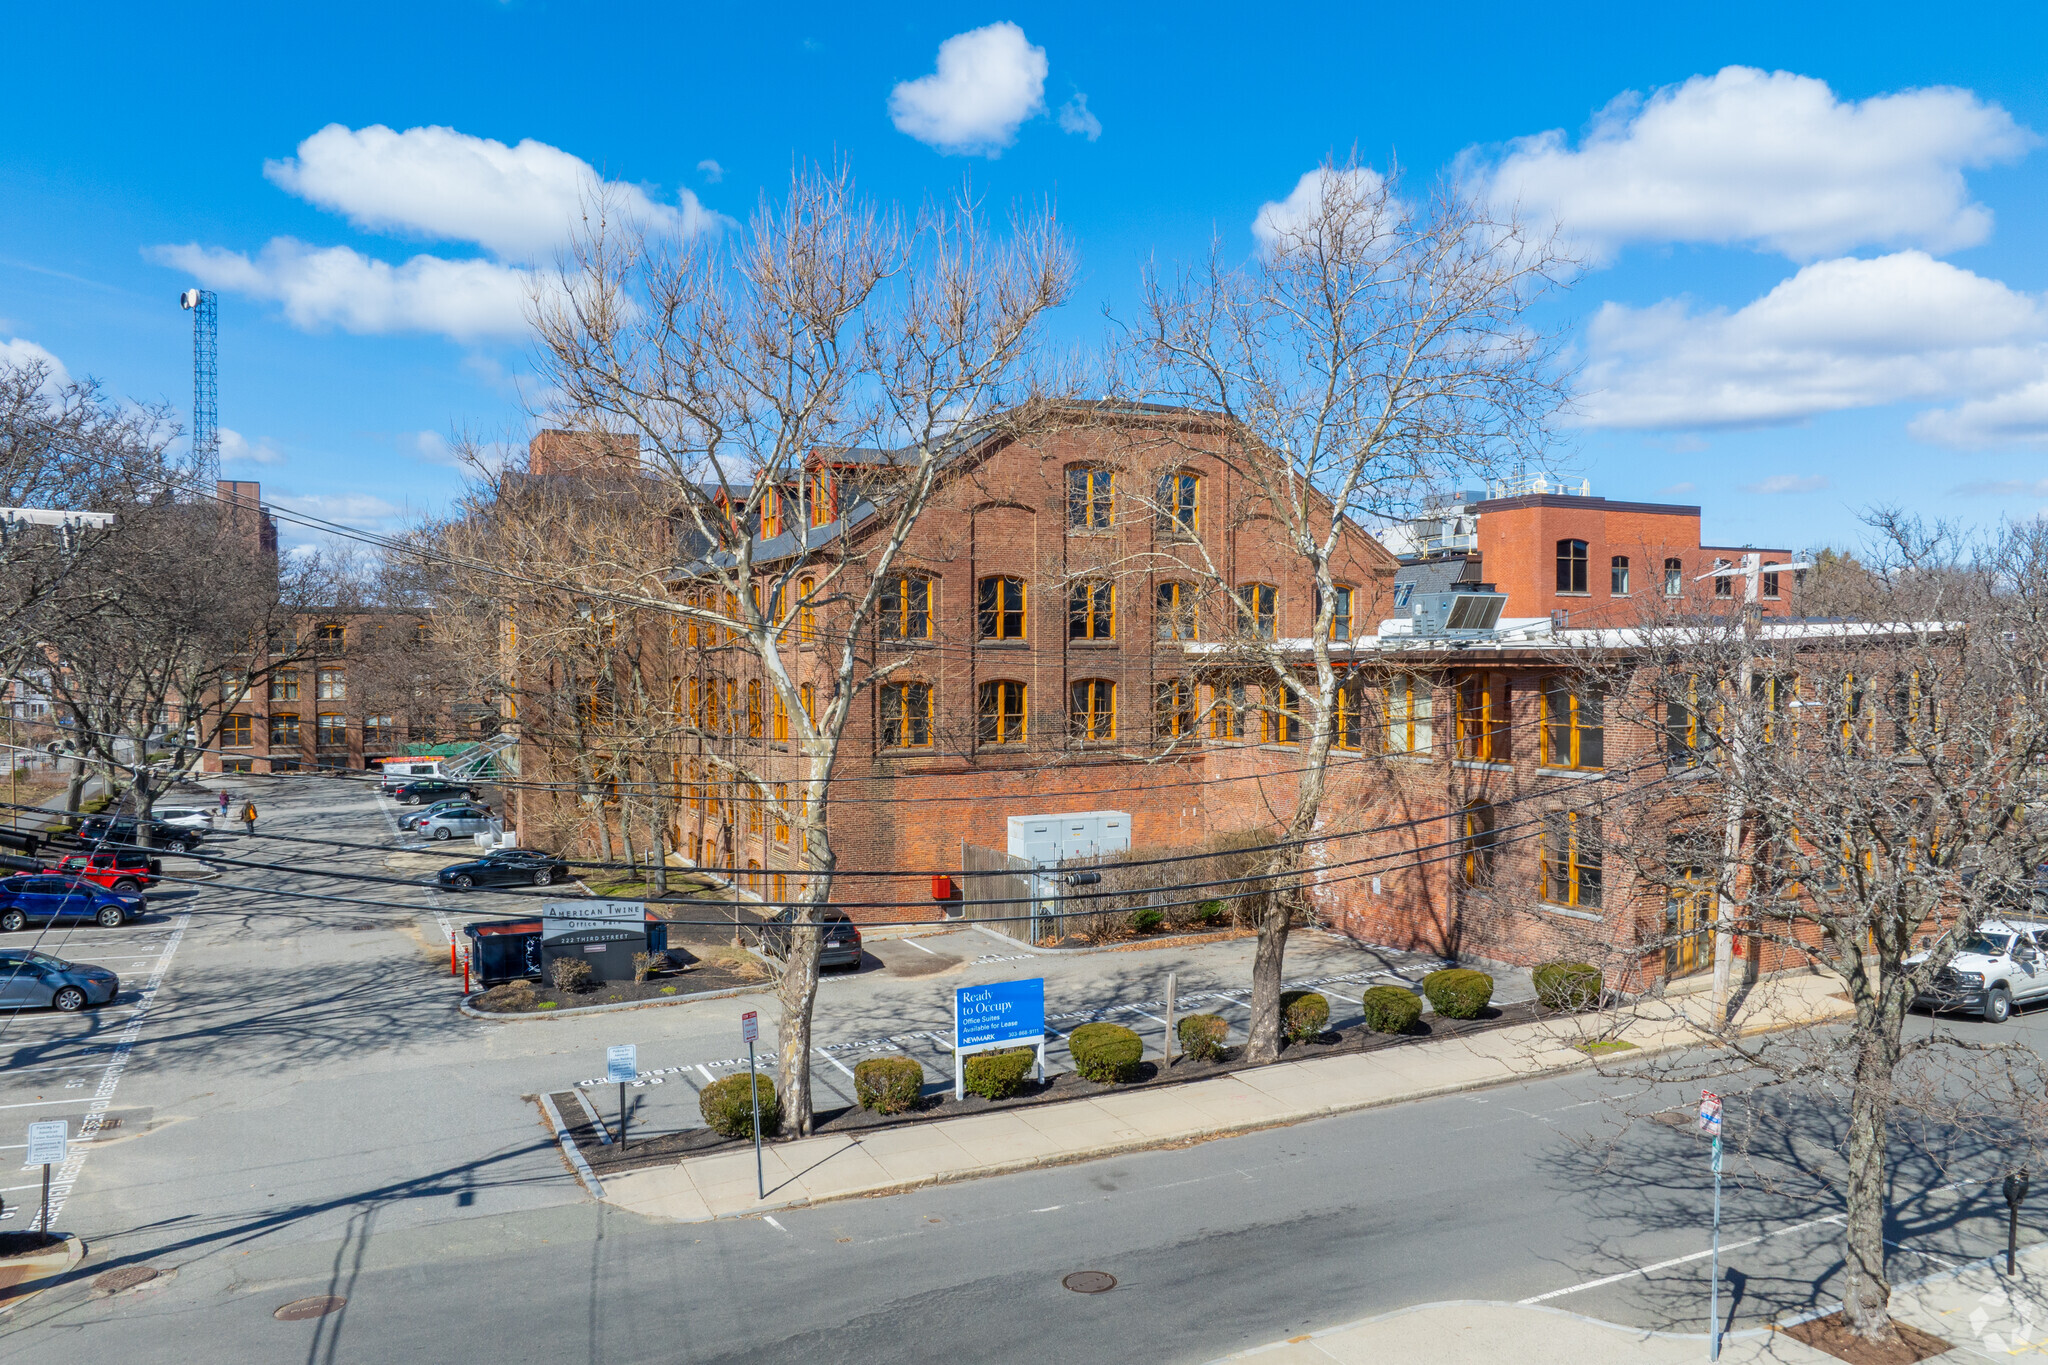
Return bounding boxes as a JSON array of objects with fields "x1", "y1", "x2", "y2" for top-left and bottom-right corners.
[
  {"x1": 776, "y1": 919, "x2": 822, "y2": 1135},
  {"x1": 618, "y1": 799, "x2": 637, "y2": 880},
  {"x1": 1841, "y1": 985, "x2": 1903, "y2": 1341},
  {"x1": 63, "y1": 753, "x2": 87, "y2": 814},
  {"x1": 649, "y1": 812, "x2": 668, "y2": 896},
  {"x1": 1242, "y1": 880, "x2": 1293, "y2": 1062},
  {"x1": 594, "y1": 808, "x2": 613, "y2": 864}
]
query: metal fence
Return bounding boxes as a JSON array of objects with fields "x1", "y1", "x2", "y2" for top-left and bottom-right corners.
[{"x1": 959, "y1": 841, "x2": 1041, "y2": 942}]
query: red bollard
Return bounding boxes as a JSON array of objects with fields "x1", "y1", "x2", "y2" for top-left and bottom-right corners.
[
  {"x1": 450, "y1": 941, "x2": 458, "y2": 977},
  {"x1": 463, "y1": 956, "x2": 471, "y2": 994}
]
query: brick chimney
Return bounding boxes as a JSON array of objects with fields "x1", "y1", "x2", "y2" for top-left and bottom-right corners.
[
  {"x1": 216, "y1": 480, "x2": 279, "y2": 555},
  {"x1": 528, "y1": 429, "x2": 643, "y2": 478}
]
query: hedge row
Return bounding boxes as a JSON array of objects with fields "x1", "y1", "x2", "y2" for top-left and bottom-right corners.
[
  {"x1": 1068, "y1": 1022, "x2": 1144, "y2": 1082},
  {"x1": 1421, "y1": 968, "x2": 1494, "y2": 1019},
  {"x1": 964, "y1": 1047, "x2": 1037, "y2": 1100}
]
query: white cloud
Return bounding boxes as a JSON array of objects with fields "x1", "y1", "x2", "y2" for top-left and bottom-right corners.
[
  {"x1": 889, "y1": 22, "x2": 1047, "y2": 155},
  {"x1": 1058, "y1": 93, "x2": 1101, "y2": 141},
  {"x1": 0, "y1": 337, "x2": 69, "y2": 388},
  {"x1": 1911, "y1": 380, "x2": 2048, "y2": 449},
  {"x1": 1741, "y1": 474, "x2": 1831, "y2": 494},
  {"x1": 1470, "y1": 67, "x2": 2033, "y2": 262},
  {"x1": 1951, "y1": 476, "x2": 2048, "y2": 496},
  {"x1": 1576, "y1": 251, "x2": 2048, "y2": 430},
  {"x1": 697, "y1": 158, "x2": 724, "y2": 183},
  {"x1": 1252, "y1": 167, "x2": 1390, "y2": 257},
  {"x1": 264, "y1": 123, "x2": 724, "y2": 261},
  {"x1": 149, "y1": 239, "x2": 536, "y2": 340},
  {"x1": 218, "y1": 428, "x2": 285, "y2": 465}
]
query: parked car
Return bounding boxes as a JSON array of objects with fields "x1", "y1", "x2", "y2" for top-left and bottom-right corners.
[
  {"x1": 0, "y1": 948, "x2": 119, "y2": 1011},
  {"x1": 419, "y1": 805, "x2": 494, "y2": 841},
  {"x1": 71, "y1": 815, "x2": 202, "y2": 854},
  {"x1": 436, "y1": 848, "x2": 571, "y2": 891},
  {"x1": 759, "y1": 907, "x2": 863, "y2": 970},
  {"x1": 1910, "y1": 919, "x2": 2048, "y2": 1022},
  {"x1": 390, "y1": 779, "x2": 476, "y2": 806},
  {"x1": 153, "y1": 808, "x2": 216, "y2": 832},
  {"x1": 53, "y1": 849, "x2": 161, "y2": 893},
  {"x1": 0, "y1": 875, "x2": 143, "y2": 931},
  {"x1": 400, "y1": 797, "x2": 476, "y2": 832}
]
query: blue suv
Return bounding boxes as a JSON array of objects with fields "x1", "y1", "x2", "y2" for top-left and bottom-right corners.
[{"x1": 0, "y1": 875, "x2": 142, "y2": 931}]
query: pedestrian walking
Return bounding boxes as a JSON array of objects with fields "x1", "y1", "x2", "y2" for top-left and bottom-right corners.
[
  {"x1": 240, "y1": 800, "x2": 257, "y2": 836},
  {"x1": 217, "y1": 789, "x2": 230, "y2": 819}
]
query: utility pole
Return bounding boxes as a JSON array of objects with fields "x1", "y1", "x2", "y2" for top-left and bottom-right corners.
[{"x1": 1700, "y1": 552, "x2": 1810, "y2": 1030}]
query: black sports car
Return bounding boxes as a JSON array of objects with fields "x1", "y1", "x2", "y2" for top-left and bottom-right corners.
[
  {"x1": 390, "y1": 779, "x2": 477, "y2": 806},
  {"x1": 435, "y1": 848, "x2": 570, "y2": 891}
]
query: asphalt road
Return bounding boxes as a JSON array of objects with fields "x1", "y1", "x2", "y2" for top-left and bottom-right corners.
[{"x1": 0, "y1": 774, "x2": 2040, "y2": 1362}]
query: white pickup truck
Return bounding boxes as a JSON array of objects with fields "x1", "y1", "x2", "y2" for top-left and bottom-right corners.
[{"x1": 1911, "y1": 919, "x2": 2048, "y2": 1023}]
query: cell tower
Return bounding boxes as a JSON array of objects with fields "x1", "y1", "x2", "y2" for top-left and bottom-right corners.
[{"x1": 179, "y1": 288, "x2": 218, "y2": 477}]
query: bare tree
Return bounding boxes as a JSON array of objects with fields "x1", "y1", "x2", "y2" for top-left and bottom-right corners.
[
  {"x1": 1557, "y1": 513, "x2": 2048, "y2": 1344},
  {"x1": 515, "y1": 164, "x2": 1072, "y2": 1133},
  {"x1": 1122, "y1": 159, "x2": 1570, "y2": 1061}
]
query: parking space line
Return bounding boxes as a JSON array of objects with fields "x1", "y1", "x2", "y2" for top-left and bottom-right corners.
[
  {"x1": 696, "y1": 1065, "x2": 715, "y2": 1085},
  {"x1": 816, "y1": 1048, "x2": 856, "y2": 1079},
  {"x1": 902, "y1": 939, "x2": 939, "y2": 956},
  {"x1": 0, "y1": 1098, "x2": 96, "y2": 1111}
]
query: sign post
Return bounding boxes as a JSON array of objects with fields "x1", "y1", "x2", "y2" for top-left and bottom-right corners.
[
  {"x1": 607, "y1": 1044, "x2": 638, "y2": 1147},
  {"x1": 742, "y1": 1011, "x2": 763, "y2": 1200},
  {"x1": 1699, "y1": 1091, "x2": 1724, "y2": 1361},
  {"x1": 25, "y1": 1120, "x2": 65, "y2": 1242},
  {"x1": 953, "y1": 979, "x2": 1047, "y2": 1099},
  {"x1": 1164, "y1": 973, "x2": 1178, "y2": 1068}
]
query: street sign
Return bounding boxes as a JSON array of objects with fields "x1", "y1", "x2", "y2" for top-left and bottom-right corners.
[
  {"x1": 953, "y1": 979, "x2": 1048, "y2": 1099},
  {"x1": 606, "y1": 1044, "x2": 639, "y2": 1084},
  {"x1": 1698, "y1": 1090, "x2": 1722, "y2": 1137},
  {"x1": 741, "y1": 1011, "x2": 758, "y2": 1044},
  {"x1": 24, "y1": 1121, "x2": 64, "y2": 1166}
]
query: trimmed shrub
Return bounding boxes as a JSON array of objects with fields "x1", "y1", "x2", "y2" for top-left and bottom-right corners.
[
  {"x1": 963, "y1": 1047, "x2": 1037, "y2": 1100},
  {"x1": 1192, "y1": 900, "x2": 1227, "y2": 927},
  {"x1": 1132, "y1": 908, "x2": 1164, "y2": 934},
  {"x1": 854, "y1": 1056, "x2": 925, "y2": 1113},
  {"x1": 1177, "y1": 1012, "x2": 1228, "y2": 1061},
  {"x1": 1422, "y1": 968, "x2": 1494, "y2": 1020},
  {"x1": 1359, "y1": 985, "x2": 1423, "y2": 1034},
  {"x1": 1068, "y1": 1022, "x2": 1144, "y2": 1083},
  {"x1": 1279, "y1": 990, "x2": 1331, "y2": 1042},
  {"x1": 550, "y1": 957, "x2": 594, "y2": 993},
  {"x1": 699, "y1": 1072, "x2": 780, "y2": 1139},
  {"x1": 1533, "y1": 961, "x2": 1603, "y2": 1012}
]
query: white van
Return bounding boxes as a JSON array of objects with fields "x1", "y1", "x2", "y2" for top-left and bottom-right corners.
[{"x1": 377, "y1": 759, "x2": 446, "y2": 789}]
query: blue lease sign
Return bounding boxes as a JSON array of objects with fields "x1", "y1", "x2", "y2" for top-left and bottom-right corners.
[
  {"x1": 955, "y1": 979, "x2": 1045, "y2": 1052},
  {"x1": 607, "y1": 1044, "x2": 639, "y2": 1084}
]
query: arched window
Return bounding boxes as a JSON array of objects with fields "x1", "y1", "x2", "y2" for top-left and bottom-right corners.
[
  {"x1": 772, "y1": 689, "x2": 789, "y2": 742},
  {"x1": 1235, "y1": 583, "x2": 1277, "y2": 638},
  {"x1": 798, "y1": 577, "x2": 817, "y2": 642},
  {"x1": 1156, "y1": 581, "x2": 1197, "y2": 640},
  {"x1": 1556, "y1": 540, "x2": 1588, "y2": 593},
  {"x1": 1154, "y1": 678, "x2": 1195, "y2": 739},
  {"x1": 1461, "y1": 802, "x2": 1497, "y2": 885},
  {"x1": 808, "y1": 469, "x2": 837, "y2": 526},
  {"x1": 977, "y1": 575, "x2": 1027, "y2": 640},
  {"x1": 1610, "y1": 556, "x2": 1630, "y2": 595},
  {"x1": 1066, "y1": 467, "x2": 1114, "y2": 530},
  {"x1": 1663, "y1": 558, "x2": 1683, "y2": 597},
  {"x1": 879, "y1": 681, "x2": 933, "y2": 748},
  {"x1": 759, "y1": 486, "x2": 782, "y2": 540},
  {"x1": 1157, "y1": 470, "x2": 1200, "y2": 534},
  {"x1": 1068, "y1": 579, "x2": 1115, "y2": 640},
  {"x1": 880, "y1": 573, "x2": 935, "y2": 640},
  {"x1": 1069, "y1": 679, "x2": 1116, "y2": 742},
  {"x1": 978, "y1": 680, "x2": 1027, "y2": 744},
  {"x1": 746, "y1": 680, "x2": 764, "y2": 738}
]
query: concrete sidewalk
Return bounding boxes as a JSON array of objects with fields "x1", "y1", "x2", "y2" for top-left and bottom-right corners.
[
  {"x1": 1209, "y1": 1242, "x2": 2048, "y2": 1362},
  {"x1": 601, "y1": 969, "x2": 1853, "y2": 1223}
]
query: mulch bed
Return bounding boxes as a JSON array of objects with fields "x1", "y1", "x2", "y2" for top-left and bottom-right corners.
[
  {"x1": 566, "y1": 998, "x2": 1562, "y2": 1177},
  {"x1": 473, "y1": 956, "x2": 771, "y2": 1014},
  {"x1": 1780, "y1": 1312, "x2": 1949, "y2": 1364}
]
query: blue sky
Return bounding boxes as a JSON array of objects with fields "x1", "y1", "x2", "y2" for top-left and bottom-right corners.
[{"x1": 4, "y1": 1, "x2": 2046, "y2": 553}]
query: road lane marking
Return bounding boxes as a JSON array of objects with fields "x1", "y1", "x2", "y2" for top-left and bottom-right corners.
[
  {"x1": 38, "y1": 909, "x2": 189, "y2": 1234},
  {"x1": 1518, "y1": 1213, "x2": 1846, "y2": 1304},
  {"x1": 903, "y1": 939, "x2": 939, "y2": 956}
]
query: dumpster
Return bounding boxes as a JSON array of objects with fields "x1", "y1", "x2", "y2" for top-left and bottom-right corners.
[{"x1": 468, "y1": 909, "x2": 670, "y2": 987}]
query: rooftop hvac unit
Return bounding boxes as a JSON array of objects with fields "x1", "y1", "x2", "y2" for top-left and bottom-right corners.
[{"x1": 1407, "y1": 590, "x2": 1507, "y2": 637}]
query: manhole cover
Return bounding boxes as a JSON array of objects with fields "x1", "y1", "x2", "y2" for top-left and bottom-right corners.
[
  {"x1": 93, "y1": 1265, "x2": 159, "y2": 1294},
  {"x1": 274, "y1": 1295, "x2": 347, "y2": 1320},
  {"x1": 1063, "y1": 1271, "x2": 1117, "y2": 1294}
]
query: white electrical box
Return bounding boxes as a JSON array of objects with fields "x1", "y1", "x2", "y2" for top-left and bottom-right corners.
[{"x1": 1006, "y1": 810, "x2": 1131, "y2": 867}]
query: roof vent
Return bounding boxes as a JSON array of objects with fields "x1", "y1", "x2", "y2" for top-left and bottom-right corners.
[{"x1": 1408, "y1": 590, "x2": 1507, "y2": 638}]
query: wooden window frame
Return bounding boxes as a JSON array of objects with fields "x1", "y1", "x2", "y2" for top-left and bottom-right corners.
[
  {"x1": 1236, "y1": 583, "x2": 1277, "y2": 639},
  {"x1": 1610, "y1": 556, "x2": 1630, "y2": 596},
  {"x1": 1461, "y1": 802, "x2": 1497, "y2": 885},
  {"x1": 977, "y1": 680, "x2": 1028, "y2": 744},
  {"x1": 1259, "y1": 683, "x2": 1300, "y2": 745},
  {"x1": 220, "y1": 714, "x2": 252, "y2": 748},
  {"x1": 270, "y1": 713, "x2": 301, "y2": 747},
  {"x1": 880, "y1": 574, "x2": 935, "y2": 641},
  {"x1": 1540, "y1": 679, "x2": 1604, "y2": 771},
  {"x1": 269, "y1": 672, "x2": 299, "y2": 702},
  {"x1": 808, "y1": 470, "x2": 837, "y2": 527},
  {"x1": 1663, "y1": 558, "x2": 1683, "y2": 597},
  {"x1": 316, "y1": 713, "x2": 348, "y2": 748},
  {"x1": 879, "y1": 681, "x2": 934, "y2": 749},
  {"x1": 1068, "y1": 679, "x2": 1117, "y2": 742},
  {"x1": 1555, "y1": 540, "x2": 1588, "y2": 594},
  {"x1": 1539, "y1": 809, "x2": 1603, "y2": 909},
  {"x1": 1066, "y1": 467, "x2": 1115, "y2": 531},
  {"x1": 1068, "y1": 579, "x2": 1115, "y2": 641},
  {"x1": 1329, "y1": 584, "x2": 1354, "y2": 642},
  {"x1": 977, "y1": 575, "x2": 1028, "y2": 641},
  {"x1": 798, "y1": 578, "x2": 817, "y2": 644},
  {"x1": 1156, "y1": 580, "x2": 1198, "y2": 641},
  {"x1": 1157, "y1": 470, "x2": 1200, "y2": 535},
  {"x1": 1384, "y1": 674, "x2": 1433, "y2": 754},
  {"x1": 1455, "y1": 674, "x2": 1503, "y2": 761},
  {"x1": 747, "y1": 680, "x2": 764, "y2": 738},
  {"x1": 1207, "y1": 681, "x2": 1244, "y2": 741},
  {"x1": 773, "y1": 784, "x2": 790, "y2": 842},
  {"x1": 317, "y1": 668, "x2": 346, "y2": 701},
  {"x1": 1154, "y1": 678, "x2": 1195, "y2": 740}
]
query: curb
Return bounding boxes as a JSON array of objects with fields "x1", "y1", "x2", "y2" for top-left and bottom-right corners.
[
  {"x1": 0, "y1": 1235, "x2": 85, "y2": 1313},
  {"x1": 459, "y1": 979, "x2": 775, "y2": 1022},
  {"x1": 969, "y1": 923, "x2": 1256, "y2": 957},
  {"x1": 610, "y1": 989, "x2": 1854, "y2": 1222},
  {"x1": 537, "y1": 1094, "x2": 604, "y2": 1198}
]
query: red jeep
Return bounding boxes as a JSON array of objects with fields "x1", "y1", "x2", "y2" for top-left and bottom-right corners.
[{"x1": 54, "y1": 849, "x2": 161, "y2": 894}]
